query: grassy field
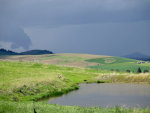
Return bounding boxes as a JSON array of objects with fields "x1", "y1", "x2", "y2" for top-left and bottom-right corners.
[
  {"x1": 0, "y1": 53, "x2": 108, "y2": 67},
  {"x1": 89, "y1": 62, "x2": 150, "y2": 73},
  {"x1": 0, "y1": 61, "x2": 100, "y2": 101},
  {"x1": 86, "y1": 57, "x2": 150, "y2": 73},
  {"x1": 1, "y1": 101, "x2": 150, "y2": 113},
  {"x1": 0, "y1": 61, "x2": 150, "y2": 101},
  {"x1": 1, "y1": 61, "x2": 150, "y2": 101},
  {"x1": 0, "y1": 54, "x2": 150, "y2": 113},
  {"x1": 86, "y1": 56, "x2": 137, "y2": 64},
  {"x1": 1, "y1": 53, "x2": 150, "y2": 73}
]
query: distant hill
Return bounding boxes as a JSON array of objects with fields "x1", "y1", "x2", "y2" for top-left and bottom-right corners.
[
  {"x1": 0, "y1": 49, "x2": 19, "y2": 55},
  {"x1": 123, "y1": 52, "x2": 150, "y2": 61},
  {"x1": 0, "y1": 48, "x2": 53, "y2": 55},
  {"x1": 1, "y1": 52, "x2": 150, "y2": 72},
  {"x1": 21, "y1": 50, "x2": 53, "y2": 55}
]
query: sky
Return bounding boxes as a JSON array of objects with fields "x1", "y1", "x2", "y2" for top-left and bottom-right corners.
[{"x1": 0, "y1": 0, "x2": 150, "y2": 56}]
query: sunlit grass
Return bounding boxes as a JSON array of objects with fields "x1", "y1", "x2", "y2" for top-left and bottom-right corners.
[
  {"x1": 0, "y1": 61, "x2": 150, "y2": 101},
  {"x1": 89, "y1": 62, "x2": 150, "y2": 73},
  {"x1": 1, "y1": 61, "x2": 150, "y2": 112},
  {"x1": 0, "y1": 101, "x2": 150, "y2": 113}
]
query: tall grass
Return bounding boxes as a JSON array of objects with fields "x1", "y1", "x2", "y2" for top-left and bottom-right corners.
[
  {"x1": 0, "y1": 101, "x2": 150, "y2": 113},
  {"x1": 89, "y1": 62, "x2": 150, "y2": 73},
  {"x1": 0, "y1": 61, "x2": 99, "y2": 101},
  {"x1": 1, "y1": 61, "x2": 150, "y2": 113},
  {"x1": 0, "y1": 61, "x2": 150, "y2": 102}
]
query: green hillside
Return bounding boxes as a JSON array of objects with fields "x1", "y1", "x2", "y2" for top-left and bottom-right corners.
[
  {"x1": 89, "y1": 62, "x2": 150, "y2": 72},
  {"x1": 1, "y1": 53, "x2": 150, "y2": 73},
  {"x1": 1, "y1": 61, "x2": 150, "y2": 101},
  {"x1": 86, "y1": 57, "x2": 137, "y2": 64},
  {"x1": 86, "y1": 57, "x2": 150, "y2": 72},
  {"x1": 0, "y1": 59, "x2": 150, "y2": 113},
  {"x1": 0, "y1": 61, "x2": 97, "y2": 101},
  {"x1": 0, "y1": 53, "x2": 108, "y2": 67}
]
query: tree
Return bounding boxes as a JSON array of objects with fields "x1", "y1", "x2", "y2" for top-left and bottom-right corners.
[{"x1": 137, "y1": 67, "x2": 142, "y2": 73}]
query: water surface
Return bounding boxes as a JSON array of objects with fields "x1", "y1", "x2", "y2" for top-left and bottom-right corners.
[{"x1": 46, "y1": 83, "x2": 150, "y2": 107}]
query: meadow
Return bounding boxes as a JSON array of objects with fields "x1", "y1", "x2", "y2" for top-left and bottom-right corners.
[
  {"x1": 2, "y1": 54, "x2": 150, "y2": 73},
  {"x1": 0, "y1": 61, "x2": 98, "y2": 101},
  {"x1": 1, "y1": 101, "x2": 150, "y2": 113},
  {"x1": 0, "y1": 53, "x2": 107, "y2": 67},
  {"x1": 86, "y1": 57, "x2": 150, "y2": 73},
  {"x1": 0, "y1": 54, "x2": 150, "y2": 113},
  {"x1": 1, "y1": 61, "x2": 150, "y2": 101}
]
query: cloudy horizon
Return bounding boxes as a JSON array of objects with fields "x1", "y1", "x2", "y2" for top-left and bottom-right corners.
[{"x1": 0, "y1": 0, "x2": 150, "y2": 56}]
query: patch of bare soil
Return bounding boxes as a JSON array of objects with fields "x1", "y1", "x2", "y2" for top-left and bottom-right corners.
[
  {"x1": 60, "y1": 53, "x2": 109, "y2": 59},
  {"x1": 65, "y1": 61, "x2": 100, "y2": 67},
  {"x1": 0, "y1": 53, "x2": 107, "y2": 67},
  {"x1": 41, "y1": 58, "x2": 63, "y2": 65},
  {"x1": 0, "y1": 54, "x2": 56, "y2": 62}
]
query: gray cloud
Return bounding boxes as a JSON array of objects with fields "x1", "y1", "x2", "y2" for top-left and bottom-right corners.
[
  {"x1": 0, "y1": 0, "x2": 150, "y2": 55},
  {"x1": 24, "y1": 20, "x2": 150, "y2": 56},
  {"x1": 0, "y1": 0, "x2": 32, "y2": 50},
  {"x1": 0, "y1": 23, "x2": 32, "y2": 50},
  {"x1": 1, "y1": 0, "x2": 150, "y2": 27}
]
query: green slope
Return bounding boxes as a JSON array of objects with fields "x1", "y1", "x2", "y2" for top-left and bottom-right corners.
[
  {"x1": 1, "y1": 61, "x2": 150, "y2": 113},
  {"x1": 1, "y1": 53, "x2": 150, "y2": 73},
  {"x1": 86, "y1": 57, "x2": 150, "y2": 72},
  {"x1": 86, "y1": 56, "x2": 137, "y2": 64}
]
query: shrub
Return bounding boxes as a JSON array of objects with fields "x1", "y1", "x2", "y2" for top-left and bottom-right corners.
[
  {"x1": 126, "y1": 70, "x2": 130, "y2": 73},
  {"x1": 97, "y1": 80, "x2": 105, "y2": 83},
  {"x1": 144, "y1": 70, "x2": 149, "y2": 73},
  {"x1": 137, "y1": 67, "x2": 142, "y2": 73}
]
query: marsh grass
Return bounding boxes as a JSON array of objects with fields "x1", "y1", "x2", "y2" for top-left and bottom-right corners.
[{"x1": 0, "y1": 101, "x2": 150, "y2": 113}]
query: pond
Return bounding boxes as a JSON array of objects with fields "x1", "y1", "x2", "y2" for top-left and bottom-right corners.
[{"x1": 45, "y1": 83, "x2": 150, "y2": 108}]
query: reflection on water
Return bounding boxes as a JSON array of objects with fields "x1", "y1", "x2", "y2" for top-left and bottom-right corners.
[{"x1": 46, "y1": 83, "x2": 150, "y2": 108}]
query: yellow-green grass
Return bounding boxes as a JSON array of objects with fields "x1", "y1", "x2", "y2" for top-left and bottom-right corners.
[
  {"x1": 1, "y1": 61, "x2": 150, "y2": 102},
  {"x1": 0, "y1": 61, "x2": 106, "y2": 101},
  {"x1": 1, "y1": 61, "x2": 150, "y2": 113},
  {"x1": 2, "y1": 53, "x2": 147, "y2": 73},
  {"x1": 0, "y1": 53, "x2": 108, "y2": 67},
  {"x1": 2, "y1": 53, "x2": 148, "y2": 73},
  {"x1": 89, "y1": 62, "x2": 150, "y2": 73},
  {"x1": 86, "y1": 56, "x2": 150, "y2": 72},
  {"x1": 86, "y1": 56, "x2": 137, "y2": 65},
  {"x1": 1, "y1": 101, "x2": 150, "y2": 113}
]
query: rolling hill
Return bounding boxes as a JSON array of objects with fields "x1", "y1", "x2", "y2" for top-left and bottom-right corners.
[
  {"x1": 21, "y1": 50, "x2": 53, "y2": 55},
  {"x1": 86, "y1": 57, "x2": 150, "y2": 73},
  {"x1": 0, "y1": 53, "x2": 150, "y2": 73},
  {"x1": 0, "y1": 53, "x2": 107, "y2": 67},
  {"x1": 0, "y1": 53, "x2": 150, "y2": 113},
  {"x1": 0, "y1": 49, "x2": 19, "y2": 55},
  {"x1": 0, "y1": 49, "x2": 53, "y2": 55},
  {"x1": 123, "y1": 52, "x2": 150, "y2": 61}
]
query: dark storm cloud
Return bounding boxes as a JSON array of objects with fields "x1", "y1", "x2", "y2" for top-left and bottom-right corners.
[
  {"x1": 0, "y1": 24, "x2": 31, "y2": 49},
  {"x1": 0, "y1": 0, "x2": 150, "y2": 55},
  {"x1": 25, "y1": 21, "x2": 150, "y2": 56},
  {"x1": 0, "y1": 0, "x2": 32, "y2": 50},
  {"x1": 1, "y1": 0, "x2": 150, "y2": 27},
  {"x1": 20, "y1": 0, "x2": 150, "y2": 27}
]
